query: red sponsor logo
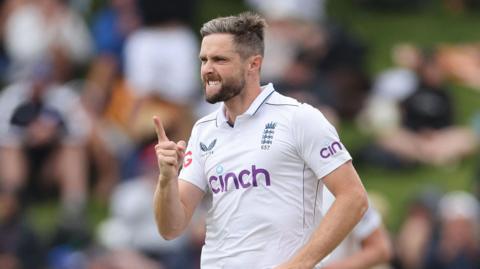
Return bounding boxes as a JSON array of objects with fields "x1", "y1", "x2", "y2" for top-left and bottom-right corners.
[{"x1": 183, "y1": 151, "x2": 193, "y2": 168}]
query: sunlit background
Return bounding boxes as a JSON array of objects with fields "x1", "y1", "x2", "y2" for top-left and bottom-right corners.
[{"x1": 0, "y1": 0, "x2": 479, "y2": 268}]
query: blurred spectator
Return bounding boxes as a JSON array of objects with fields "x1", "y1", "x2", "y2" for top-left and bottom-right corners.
[
  {"x1": 246, "y1": 0, "x2": 369, "y2": 121},
  {"x1": 97, "y1": 144, "x2": 203, "y2": 269},
  {"x1": 0, "y1": 60, "x2": 91, "y2": 225},
  {"x1": 87, "y1": 249, "x2": 163, "y2": 269},
  {"x1": 0, "y1": 0, "x2": 14, "y2": 85},
  {"x1": 354, "y1": 0, "x2": 427, "y2": 10},
  {"x1": 424, "y1": 191, "x2": 480, "y2": 269},
  {"x1": 393, "y1": 187, "x2": 443, "y2": 269},
  {"x1": 322, "y1": 188, "x2": 393, "y2": 269},
  {"x1": 358, "y1": 46, "x2": 478, "y2": 169},
  {"x1": 246, "y1": 0, "x2": 328, "y2": 23},
  {"x1": 436, "y1": 43, "x2": 480, "y2": 91},
  {"x1": 444, "y1": 0, "x2": 480, "y2": 13},
  {"x1": 3, "y1": 0, "x2": 93, "y2": 82},
  {"x1": 0, "y1": 187, "x2": 45, "y2": 269},
  {"x1": 123, "y1": 0, "x2": 198, "y2": 143},
  {"x1": 90, "y1": 0, "x2": 140, "y2": 74},
  {"x1": 78, "y1": 0, "x2": 142, "y2": 199}
]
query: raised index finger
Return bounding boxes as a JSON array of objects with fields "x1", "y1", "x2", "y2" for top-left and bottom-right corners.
[{"x1": 153, "y1": 116, "x2": 168, "y2": 142}]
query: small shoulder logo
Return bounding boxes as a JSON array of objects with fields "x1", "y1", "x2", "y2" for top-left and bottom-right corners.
[
  {"x1": 200, "y1": 139, "x2": 217, "y2": 156},
  {"x1": 261, "y1": 122, "x2": 277, "y2": 150}
]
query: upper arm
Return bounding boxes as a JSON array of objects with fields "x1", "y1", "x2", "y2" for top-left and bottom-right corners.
[
  {"x1": 179, "y1": 179, "x2": 206, "y2": 223},
  {"x1": 323, "y1": 161, "x2": 366, "y2": 200}
]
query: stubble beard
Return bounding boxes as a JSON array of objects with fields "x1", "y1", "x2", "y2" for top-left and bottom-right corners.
[{"x1": 205, "y1": 75, "x2": 246, "y2": 104}]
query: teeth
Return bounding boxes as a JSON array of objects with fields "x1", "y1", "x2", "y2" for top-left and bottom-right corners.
[{"x1": 208, "y1": 81, "x2": 220, "y2": 86}]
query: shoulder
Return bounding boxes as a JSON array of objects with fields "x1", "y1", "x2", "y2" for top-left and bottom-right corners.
[
  {"x1": 264, "y1": 91, "x2": 300, "y2": 108},
  {"x1": 192, "y1": 110, "x2": 218, "y2": 130}
]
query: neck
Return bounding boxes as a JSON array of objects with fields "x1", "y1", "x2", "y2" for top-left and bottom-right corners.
[{"x1": 224, "y1": 81, "x2": 261, "y2": 124}]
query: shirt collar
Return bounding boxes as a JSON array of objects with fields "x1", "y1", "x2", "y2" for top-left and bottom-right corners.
[{"x1": 216, "y1": 83, "x2": 275, "y2": 127}]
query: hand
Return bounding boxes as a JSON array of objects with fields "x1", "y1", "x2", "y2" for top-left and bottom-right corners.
[
  {"x1": 153, "y1": 116, "x2": 186, "y2": 184},
  {"x1": 26, "y1": 117, "x2": 59, "y2": 147}
]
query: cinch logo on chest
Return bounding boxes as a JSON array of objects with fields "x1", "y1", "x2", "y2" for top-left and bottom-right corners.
[{"x1": 209, "y1": 165, "x2": 271, "y2": 194}]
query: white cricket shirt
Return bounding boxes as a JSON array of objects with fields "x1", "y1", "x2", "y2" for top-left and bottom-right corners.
[
  {"x1": 179, "y1": 83, "x2": 352, "y2": 268},
  {"x1": 321, "y1": 188, "x2": 381, "y2": 265}
]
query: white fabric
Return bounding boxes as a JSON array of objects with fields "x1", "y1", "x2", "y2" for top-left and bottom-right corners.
[
  {"x1": 321, "y1": 188, "x2": 381, "y2": 265},
  {"x1": 372, "y1": 68, "x2": 418, "y2": 102},
  {"x1": 179, "y1": 83, "x2": 352, "y2": 268},
  {"x1": 246, "y1": 0, "x2": 327, "y2": 22},
  {"x1": 125, "y1": 26, "x2": 198, "y2": 104}
]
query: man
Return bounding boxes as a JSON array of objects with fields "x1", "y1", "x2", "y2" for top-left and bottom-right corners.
[
  {"x1": 153, "y1": 12, "x2": 368, "y2": 268},
  {"x1": 321, "y1": 188, "x2": 392, "y2": 269}
]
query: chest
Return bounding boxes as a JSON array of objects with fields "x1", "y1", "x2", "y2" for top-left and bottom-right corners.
[{"x1": 198, "y1": 118, "x2": 300, "y2": 194}]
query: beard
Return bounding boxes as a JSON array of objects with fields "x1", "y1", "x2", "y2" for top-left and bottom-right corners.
[{"x1": 205, "y1": 73, "x2": 246, "y2": 104}]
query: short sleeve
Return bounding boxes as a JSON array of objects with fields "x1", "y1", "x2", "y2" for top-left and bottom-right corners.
[
  {"x1": 179, "y1": 126, "x2": 207, "y2": 192},
  {"x1": 292, "y1": 104, "x2": 352, "y2": 179}
]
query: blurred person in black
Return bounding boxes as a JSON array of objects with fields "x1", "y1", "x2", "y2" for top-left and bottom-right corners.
[
  {"x1": 358, "y1": 48, "x2": 478, "y2": 168},
  {"x1": 0, "y1": 60, "x2": 91, "y2": 228}
]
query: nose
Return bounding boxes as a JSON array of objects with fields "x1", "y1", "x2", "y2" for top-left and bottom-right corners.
[{"x1": 201, "y1": 60, "x2": 213, "y2": 76}]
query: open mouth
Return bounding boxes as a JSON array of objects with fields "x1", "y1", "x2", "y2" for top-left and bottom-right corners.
[{"x1": 207, "y1": 80, "x2": 221, "y2": 86}]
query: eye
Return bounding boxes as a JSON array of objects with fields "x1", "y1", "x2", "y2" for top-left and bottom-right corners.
[{"x1": 212, "y1": 56, "x2": 227, "y2": 63}]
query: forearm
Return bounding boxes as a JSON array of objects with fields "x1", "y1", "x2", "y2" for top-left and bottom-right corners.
[
  {"x1": 330, "y1": 228, "x2": 392, "y2": 269},
  {"x1": 324, "y1": 229, "x2": 392, "y2": 269},
  {"x1": 290, "y1": 191, "x2": 368, "y2": 268},
  {"x1": 153, "y1": 175, "x2": 188, "y2": 240}
]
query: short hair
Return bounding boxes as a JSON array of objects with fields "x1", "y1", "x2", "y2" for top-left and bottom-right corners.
[{"x1": 200, "y1": 12, "x2": 267, "y2": 59}]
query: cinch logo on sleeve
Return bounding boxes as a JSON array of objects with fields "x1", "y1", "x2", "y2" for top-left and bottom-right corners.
[
  {"x1": 320, "y1": 141, "x2": 343, "y2": 159},
  {"x1": 208, "y1": 165, "x2": 271, "y2": 194}
]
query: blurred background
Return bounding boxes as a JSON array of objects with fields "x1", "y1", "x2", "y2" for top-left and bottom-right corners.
[{"x1": 0, "y1": 0, "x2": 479, "y2": 268}]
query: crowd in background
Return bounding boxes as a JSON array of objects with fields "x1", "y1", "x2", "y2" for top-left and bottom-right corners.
[{"x1": 0, "y1": 0, "x2": 479, "y2": 268}]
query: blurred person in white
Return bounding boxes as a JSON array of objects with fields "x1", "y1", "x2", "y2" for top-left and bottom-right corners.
[
  {"x1": 0, "y1": 59, "x2": 91, "y2": 224},
  {"x1": 322, "y1": 188, "x2": 392, "y2": 269},
  {"x1": 424, "y1": 191, "x2": 480, "y2": 269},
  {"x1": 3, "y1": 0, "x2": 92, "y2": 82},
  {"x1": 245, "y1": 0, "x2": 327, "y2": 84},
  {"x1": 124, "y1": 0, "x2": 199, "y2": 143},
  {"x1": 97, "y1": 144, "x2": 204, "y2": 269}
]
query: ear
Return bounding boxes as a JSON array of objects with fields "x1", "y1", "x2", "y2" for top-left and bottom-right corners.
[{"x1": 248, "y1": 55, "x2": 263, "y2": 73}]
